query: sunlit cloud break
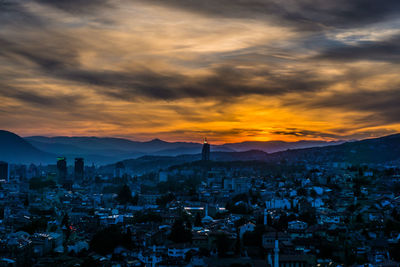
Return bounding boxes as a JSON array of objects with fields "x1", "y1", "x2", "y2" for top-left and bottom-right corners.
[{"x1": 1, "y1": 0, "x2": 400, "y2": 142}]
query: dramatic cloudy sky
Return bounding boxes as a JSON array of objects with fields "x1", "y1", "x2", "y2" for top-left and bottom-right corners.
[{"x1": 1, "y1": 0, "x2": 400, "y2": 143}]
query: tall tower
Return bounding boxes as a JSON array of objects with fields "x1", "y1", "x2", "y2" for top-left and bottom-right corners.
[
  {"x1": 57, "y1": 157, "x2": 67, "y2": 184},
  {"x1": 74, "y1": 158, "x2": 84, "y2": 183},
  {"x1": 274, "y1": 239, "x2": 279, "y2": 267},
  {"x1": 0, "y1": 161, "x2": 9, "y2": 182},
  {"x1": 201, "y1": 138, "x2": 210, "y2": 161},
  {"x1": 114, "y1": 161, "x2": 125, "y2": 178},
  {"x1": 57, "y1": 157, "x2": 72, "y2": 190}
]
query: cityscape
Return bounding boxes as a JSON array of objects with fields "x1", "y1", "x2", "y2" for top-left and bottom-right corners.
[
  {"x1": 1, "y1": 130, "x2": 400, "y2": 266},
  {"x1": 1, "y1": 0, "x2": 400, "y2": 266}
]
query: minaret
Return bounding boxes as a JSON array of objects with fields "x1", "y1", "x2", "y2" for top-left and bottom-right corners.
[
  {"x1": 274, "y1": 239, "x2": 279, "y2": 267},
  {"x1": 264, "y1": 209, "x2": 268, "y2": 225},
  {"x1": 267, "y1": 253, "x2": 272, "y2": 266},
  {"x1": 152, "y1": 245, "x2": 157, "y2": 267}
]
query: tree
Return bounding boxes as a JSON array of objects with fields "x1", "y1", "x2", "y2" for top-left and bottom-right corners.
[
  {"x1": 267, "y1": 214, "x2": 273, "y2": 226},
  {"x1": 310, "y1": 189, "x2": 317, "y2": 199},
  {"x1": 356, "y1": 213, "x2": 363, "y2": 223},
  {"x1": 226, "y1": 201, "x2": 252, "y2": 215},
  {"x1": 18, "y1": 217, "x2": 48, "y2": 234},
  {"x1": 392, "y1": 208, "x2": 400, "y2": 221},
  {"x1": 62, "y1": 213, "x2": 69, "y2": 226},
  {"x1": 194, "y1": 213, "x2": 203, "y2": 227},
  {"x1": 90, "y1": 226, "x2": 133, "y2": 255},
  {"x1": 62, "y1": 213, "x2": 71, "y2": 241},
  {"x1": 277, "y1": 213, "x2": 288, "y2": 230},
  {"x1": 23, "y1": 196, "x2": 29, "y2": 207},
  {"x1": 156, "y1": 193, "x2": 175, "y2": 207},
  {"x1": 29, "y1": 177, "x2": 56, "y2": 190},
  {"x1": 215, "y1": 233, "x2": 233, "y2": 257},
  {"x1": 134, "y1": 212, "x2": 162, "y2": 223},
  {"x1": 116, "y1": 184, "x2": 133, "y2": 205},
  {"x1": 234, "y1": 230, "x2": 241, "y2": 256},
  {"x1": 297, "y1": 187, "x2": 308, "y2": 197},
  {"x1": 131, "y1": 194, "x2": 138, "y2": 205},
  {"x1": 298, "y1": 209, "x2": 317, "y2": 225},
  {"x1": 390, "y1": 241, "x2": 400, "y2": 262},
  {"x1": 169, "y1": 218, "x2": 192, "y2": 243}
]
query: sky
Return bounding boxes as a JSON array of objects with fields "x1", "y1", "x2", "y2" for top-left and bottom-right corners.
[{"x1": 1, "y1": 0, "x2": 400, "y2": 144}]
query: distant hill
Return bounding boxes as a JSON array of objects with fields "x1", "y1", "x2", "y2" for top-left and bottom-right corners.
[
  {"x1": 271, "y1": 133, "x2": 400, "y2": 165},
  {"x1": 0, "y1": 130, "x2": 54, "y2": 164},
  {"x1": 221, "y1": 140, "x2": 344, "y2": 153},
  {"x1": 24, "y1": 136, "x2": 210, "y2": 164},
  {"x1": 24, "y1": 135, "x2": 340, "y2": 164},
  {"x1": 100, "y1": 150, "x2": 269, "y2": 175},
  {"x1": 2, "y1": 130, "x2": 400, "y2": 166},
  {"x1": 105, "y1": 133, "x2": 400, "y2": 174}
]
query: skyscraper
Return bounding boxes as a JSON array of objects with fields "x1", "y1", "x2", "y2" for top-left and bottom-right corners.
[
  {"x1": 114, "y1": 161, "x2": 125, "y2": 178},
  {"x1": 74, "y1": 158, "x2": 84, "y2": 183},
  {"x1": 57, "y1": 157, "x2": 69, "y2": 189},
  {"x1": 0, "y1": 161, "x2": 9, "y2": 182},
  {"x1": 201, "y1": 138, "x2": 210, "y2": 161}
]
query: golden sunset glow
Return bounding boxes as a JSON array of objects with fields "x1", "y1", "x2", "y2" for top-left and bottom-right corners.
[{"x1": 1, "y1": 0, "x2": 400, "y2": 143}]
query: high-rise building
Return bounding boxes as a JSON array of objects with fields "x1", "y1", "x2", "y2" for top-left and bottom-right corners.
[
  {"x1": 201, "y1": 138, "x2": 210, "y2": 161},
  {"x1": 57, "y1": 157, "x2": 69, "y2": 189},
  {"x1": 74, "y1": 158, "x2": 84, "y2": 183},
  {"x1": 28, "y1": 163, "x2": 39, "y2": 179},
  {"x1": 114, "y1": 161, "x2": 125, "y2": 178},
  {"x1": 0, "y1": 161, "x2": 9, "y2": 182}
]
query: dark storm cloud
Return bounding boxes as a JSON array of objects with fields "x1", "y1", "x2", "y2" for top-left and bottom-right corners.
[
  {"x1": 0, "y1": 38, "x2": 82, "y2": 109},
  {"x1": 1, "y1": 0, "x2": 399, "y2": 104},
  {"x1": 286, "y1": 88, "x2": 400, "y2": 125},
  {"x1": 46, "y1": 66, "x2": 335, "y2": 101},
  {"x1": 4, "y1": 0, "x2": 399, "y2": 31},
  {"x1": 0, "y1": 0, "x2": 43, "y2": 25},
  {"x1": 155, "y1": 128, "x2": 265, "y2": 139},
  {"x1": 0, "y1": 36, "x2": 334, "y2": 101},
  {"x1": 271, "y1": 128, "x2": 398, "y2": 140},
  {"x1": 0, "y1": 81, "x2": 81, "y2": 108},
  {"x1": 271, "y1": 128, "x2": 341, "y2": 139},
  {"x1": 0, "y1": 36, "x2": 80, "y2": 71},
  {"x1": 316, "y1": 35, "x2": 400, "y2": 63},
  {"x1": 34, "y1": 0, "x2": 112, "y2": 14},
  {"x1": 139, "y1": 0, "x2": 400, "y2": 31}
]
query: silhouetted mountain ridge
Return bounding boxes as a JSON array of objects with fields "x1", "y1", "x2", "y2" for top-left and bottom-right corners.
[
  {"x1": 0, "y1": 130, "x2": 54, "y2": 164},
  {"x1": 270, "y1": 133, "x2": 400, "y2": 164},
  {"x1": 112, "y1": 134, "x2": 400, "y2": 173},
  {"x1": 221, "y1": 140, "x2": 344, "y2": 153},
  {"x1": 3, "y1": 130, "x2": 400, "y2": 166},
  {"x1": 24, "y1": 135, "x2": 341, "y2": 164},
  {"x1": 101, "y1": 150, "x2": 269, "y2": 174}
]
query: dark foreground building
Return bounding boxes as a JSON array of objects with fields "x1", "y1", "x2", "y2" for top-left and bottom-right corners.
[
  {"x1": 57, "y1": 157, "x2": 72, "y2": 190},
  {"x1": 0, "y1": 161, "x2": 8, "y2": 182},
  {"x1": 74, "y1": 158, "x2": 84, "y2": 183}
]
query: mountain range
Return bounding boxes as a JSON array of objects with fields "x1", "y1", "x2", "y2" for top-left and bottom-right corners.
[
  {"x1": 18, "y1": 132, "x2": 340, "y2": 164},
  {"x1": 2, "y1": 129, "x2": 400, "y2": 167},
  {"x1": 108, "y1": 133, "x2": 400, "y2": 174},
  {"x1": 0, "y1": 130, "x2": 54, "y2": 164}
]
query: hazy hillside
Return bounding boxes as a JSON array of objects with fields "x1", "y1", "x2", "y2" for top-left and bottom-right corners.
[
  {"x1": 105, "y1": 134, "x2": 400, "y2": 174},
  {"x1": 3, "y1": 130, "x2": 399, "y2": 166},
  {"x1": 24, "y1": 135, "x2": 340, "y2": 164},
  {"x1": 222, "y1": 140, "x2": 344, "y2": 153},
  {"x1": 101, "y1": 150, "x2": 269, "y2": 175},
  {"x1": 0, "y1": 130, "x2": 54, "y2": 164},
  {"x1": 270, "y1": 133, "x2": 400, "y2": 165}
]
